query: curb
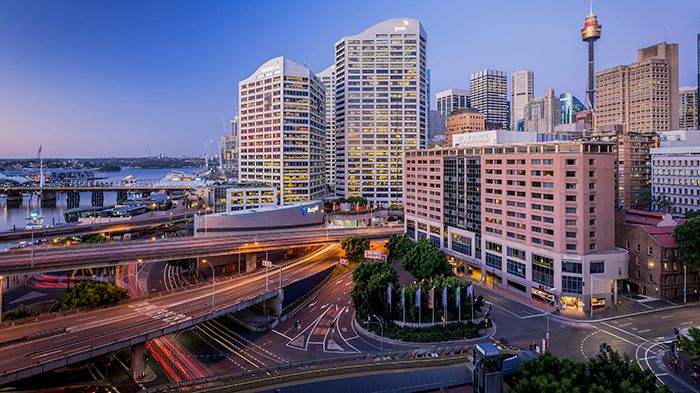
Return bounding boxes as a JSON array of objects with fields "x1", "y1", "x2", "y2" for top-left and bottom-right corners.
[
  {"x1": 351, "y1": 313, "x2": 495, "y2": 347},
  {"x1": 474, "y1": 282, "x2": 700, "y2": 323}
]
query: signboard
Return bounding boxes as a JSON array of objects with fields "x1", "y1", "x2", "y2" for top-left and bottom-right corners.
[
  {"x1": 262, "y1": 260, "x2": 272, "y2": 268},
  {"x1": 364, "y1": 250, "x2": 387, "y2": 260},
  {"x1": 339, "y1": 258, "x2": 348, "y2": 266}
]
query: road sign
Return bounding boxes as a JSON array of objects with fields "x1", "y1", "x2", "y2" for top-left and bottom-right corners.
[
  {"x1": 339, "y1": 258, "x2": 348, "y2": 266},
  {"x1": 262, "y1": 260, "x2": 272, "y2": 268},
  {"x1": 364, "y1": 250, "x2": 387, "y2": 260}
]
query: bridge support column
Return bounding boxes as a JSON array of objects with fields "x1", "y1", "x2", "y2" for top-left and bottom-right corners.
[
  {"x1": 91, "y1": 191, "x2": 104, "y2": 207},
  {"x1": 271, "y1": 289, "x2": 284, "y2": 317},
  {"x1": 66, "y1": 191, "x2": 80, "y2": 209},
  {"x1": 245, "y1": 253, "x2": 257, "y2": 272},
  {"x1": 116, "y1": 191, "x2": 128, "y2": 203},
  {"x1": 130, "y1": 342, "x2": 146, "y2": 381}
]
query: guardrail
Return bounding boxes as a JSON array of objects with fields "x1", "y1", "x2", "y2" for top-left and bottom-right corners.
[{"x1": 145, "y1": 345, "x2": 475, "y2": 392}]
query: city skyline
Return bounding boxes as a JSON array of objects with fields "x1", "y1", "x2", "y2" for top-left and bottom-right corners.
[{"x1": 0, "y1": 0, "x2": 698, "y2": 158}]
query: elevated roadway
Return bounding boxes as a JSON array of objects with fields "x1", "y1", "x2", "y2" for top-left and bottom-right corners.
[
  {"x1": 0, "y1": 245, "x2": 340, "y2": 386},
  {"x1": 0, "y1": 226, "x2": 402, "y2": 275}
]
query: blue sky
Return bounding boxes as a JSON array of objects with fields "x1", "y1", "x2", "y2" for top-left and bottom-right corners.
[{"x1": 0, "y1": 0, "x2": 698, "y2": 158}]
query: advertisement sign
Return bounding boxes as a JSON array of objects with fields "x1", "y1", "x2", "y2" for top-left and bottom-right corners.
[{"x1": 364, "y1": 250, "x2": 387, "y2": 260}]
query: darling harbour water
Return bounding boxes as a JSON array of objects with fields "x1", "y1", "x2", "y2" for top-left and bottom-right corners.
[{"x1": 0, "y1": 167, "x2": 203, "y2": 234}]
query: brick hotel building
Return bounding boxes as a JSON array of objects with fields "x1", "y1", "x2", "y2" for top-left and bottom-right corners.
[{"x1": 403, "y1": 141, "x2": 628, "y2": 309}]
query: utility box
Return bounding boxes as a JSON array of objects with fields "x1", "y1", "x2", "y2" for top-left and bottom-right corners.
[{"x1": 473, "y1": 342, "x2": 503, "y2": 393}]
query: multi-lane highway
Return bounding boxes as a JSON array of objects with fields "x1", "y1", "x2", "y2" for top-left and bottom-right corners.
[
  {"x1": 0, "y1": 226, "x2": 402, "y2": 274},
  {"x1": 0, "y1": 244, "x2": 340, "y2": 386}
]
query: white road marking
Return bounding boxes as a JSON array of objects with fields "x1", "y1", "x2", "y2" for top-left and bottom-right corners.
[
  {"x1": 618, "y1": 322, "x2": 632, "y2": 327},
  {"x1": 681, "y1": 321, "x2": 694, "y2": 325},
  {"x1": 270, "y1": 329, "x2": 292, "y2": 340},
  {"x1": 637, "y1": 329, "x2": 651, "y2": 334},
  {"x1": 660, "y1": 315, "x2": 674, "y2": 319}
]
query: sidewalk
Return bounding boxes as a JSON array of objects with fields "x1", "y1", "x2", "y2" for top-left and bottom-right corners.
[{"x1": 469, "y1": 275, "x2": 699, "y2": 323}]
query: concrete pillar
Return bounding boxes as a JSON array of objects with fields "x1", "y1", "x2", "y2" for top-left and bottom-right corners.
[
  {"x1": 91, "y1": 191, "x2": 104, "y2": 207},
  {"x1": 130, "y1": 342, "x2": 146, "y2": 381},
  {"x1": 245, "y1": 253, "x2": 257, "y2": 272},
  {"x1": 66, "y1": 191, "x2": 80, "y2": 210},
  {"x1": 271, "y1": 289, "x2": 284, "y2": 316}
]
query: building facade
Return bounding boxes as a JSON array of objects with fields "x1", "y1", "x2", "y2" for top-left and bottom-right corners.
[
  {"x1": 583, "y1": 131, "x2": 659, "y2": 210},
  {"x1": 445, "y1": 108, "x2": 485, "y2": 147},
  {"x1": 679, "y1": 86, "x2": 698, "y2": 130},
  {"x1": 404, "y1": 141, "x2": 628, "y2": 309},
  {"x1": 651, "y1": 144, "x2": 700, "y2": 216},
  {"x1": 318, "y1": 65, "x2": 337, "y2": 193},
  {"x1": 469, "y1": 70, "x2": 508, "y2": 130},
  {"x1": 436, "y1": 88, "x2": 469, "y2": 120},
  {"x1": 334, "y1": 18, "x2": 428, "y2": 205},
  {"x1": 560, "y1": 93, "x2": 587, "y2": 125},
  {"x1": 595, "y1": 42, "x2": 679, "y2": 132},
  {"x1": 238, "y1": 57, "x2": 326, "y2": 205},
  {"x1": 524, "y1": 88, "x2": 561, "y2": 133},
  {"x1": 616, "y1": 210, "x2": 699, "y2": 299},
  {"x1": 511, "y1": 70, "x2": 534, "y2": 131},
  {"x1": 428, "y1": 109, "x2": 446, "y2": 145}
]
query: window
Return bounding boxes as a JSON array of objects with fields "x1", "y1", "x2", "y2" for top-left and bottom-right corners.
[
  {"x1": 562, "y1": 261, "x2": 582, "y2": 274},
  {"x1": 590, "y1": 261, "x2": 605, "y2": 274},
  {"x1": 532, "y1": 254, "x2": 554, "y2": 287},
  {"x1": 507, "y1": 247, "x2": 526, "y2": 261},
  {"x1": 566, "y1": 171, "x2": 576, "y2": 177},
  {"x1": 566, "y1": 195, "x2": 577, "y2": 202},
  {"x1": 625, "y1": 240, "x2": 630, "y2": 249},
  {"x1": 566, "y1": 159, "x2": 576, "y2": 165},
  {"x1": 566, "y1": 219, "x2": 577, "y2": 226},
  {"x1": 562, "y1": 276, "x2": 583, "y2": 294},
  {"x1": 566, "y1": 244, "x2": 577, "y2": 251},
  {"x1": 647, "y1": 246, "x2": 653, "y2": 255},
  {"x1": 485, "y1": 252, "x2": 502, "y2": 270},
  {"x1": 451, "y1": 234, "x2": 471, "y2": 257},
  {"x1": 636, "y1": 243, "x2": 641, "y2": 252},
  {"x1": 566, "y1": 232, "x2": 577, "y2": 238},
  {"x1": 486, "y1": 241, "x2": 502, "y2": 253},
  {"x1": 566, "y1": 207, "x2": 577, "y2": 214},
  {"x1": 507, "y1": 259, "x2": 526, "y2": 278}
]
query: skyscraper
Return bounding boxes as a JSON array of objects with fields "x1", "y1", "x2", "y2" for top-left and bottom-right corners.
[
  {"x1": 679, "y1": 86, "x2": 698, "y2": 130},
  {"x1": 318, "y1": 65, "x2": 336, "y2": 192},
  {"x1": 238, "y1": 57, "x2": 326, "y2": 204},
  {"x1": 511, "y1": 70, "x2": 534, "y2": 131},
  {"x1": 469, "y1": 70, "x2": 507, "y2": 129},
  {"x1": 523, "y1": 88, "x2": 561, "y2": 133},
  {"x1": 560, "y1": 93, "x2": 587, "y2": 124},
  {"x1": 219, "y1": 115, "x2": 239, "y2": 178},
  {"x1": 334, "y1": 18, "x2": 427, "y2": 205},
  {"x1": 436, "y1": 88, "x2": 469, "y2": 119},
  {"x1": 697, "y1": 33, "x2": 699, "y2": 128},
  {"x1": 596, "y1": 42, "x2": 679, "y2": 132}
]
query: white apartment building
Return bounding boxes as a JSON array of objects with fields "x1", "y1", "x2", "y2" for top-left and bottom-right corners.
[
  {"x1": 238, "y1": 57, "x2": 326, "y2": 205},
  {"x1": 511, "y1": 70, "x2": 534, "y2": 131},
  {"x1": 318, "y1": 65, "x2": 337, "y2": 193},
  {"x1": 524, "y1": 88, "x2": 561, "y2": 133},
  {"x1": 334, "y1": 18, "x2": 428, "y2": 206},
  {"x1": 436, "y1": 88, "x2": 469, "y2": 119},
  {"x1": 651, "y1": 130, "x2": 700, "y2": 215}
]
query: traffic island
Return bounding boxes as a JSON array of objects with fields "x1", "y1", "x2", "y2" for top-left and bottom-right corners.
[{"x1": 353, "y1": 314, "x2": 494, "y2": 346}]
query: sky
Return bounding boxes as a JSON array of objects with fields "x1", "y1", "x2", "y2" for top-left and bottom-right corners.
[{"x1": 0, "y1": 0, "x2": 698, "y2": 158}]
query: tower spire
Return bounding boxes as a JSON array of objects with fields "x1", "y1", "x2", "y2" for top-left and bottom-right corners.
[{"x1": 589, "y1": 0, "x2": 593, "y2": 16}]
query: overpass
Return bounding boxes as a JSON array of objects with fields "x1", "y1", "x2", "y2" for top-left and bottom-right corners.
[
  {"x1": 0, "y1": 226, "x2": 402, "y2": 275},
  {"x1": 0, "y1": 209, "x2": 195, "y2": 243},
  {"x1": 2, "y1": 185, "x2": 195, "y2": 193},
  {"x1": 0, "y1": 245, "x2": 340, "y2": 386}
]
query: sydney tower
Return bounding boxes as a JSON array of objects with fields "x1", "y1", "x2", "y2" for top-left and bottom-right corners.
[{"x1": 581, "y1": 0, "x2": 602, "y2": 111}]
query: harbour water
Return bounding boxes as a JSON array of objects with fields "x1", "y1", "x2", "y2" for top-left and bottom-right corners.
[{"x1": 0, "y1": 167, "x2": 202, "y2": 232}]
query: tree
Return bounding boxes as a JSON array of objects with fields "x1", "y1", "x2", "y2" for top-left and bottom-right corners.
[
  {"x1": 653, "y1": 193, "x2": 674, "y2": 213},
  {"x1": 340, "y1": 237, "x2": 369, "y2": 262},
  {"x1": 79, "y1": 234, "x2": 109, "y2": 244},
  {"x1": 685, "y1": 210, "x2": 700, "y2": 219},
  {"x1": 511, "y1": 352, "x2": 668, "y2": 393},
  {"x1": 402, "y1": 240, "x2": 452, "y2": 280},
  {"x1": 638, "y1": 185, "x2": 653, "y2": 211},
  {"x1": 680, "y1": 327, "x2": 700, "y2": 361},
  {"x1": 673, "y1": 217, "x2": 700, "y2": 270},
  {"x1": 386, "y1": 234, "x2": 413, "y2": 260},
  {"x1": 351, "y1": 261, "x2": 399, "y2": 321},
  {"x1": 52, "y1": 281, "x2": 129, "y2": 312},
  {"x1": 4, "y1": 304, "x2": 40, "y2": 321}
]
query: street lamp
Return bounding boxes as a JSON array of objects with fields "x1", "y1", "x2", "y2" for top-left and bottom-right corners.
[
  {"x1": 200, "y1": 259, "x2": 215, "y2": 311},
  {"x1": 543, "y1": 288, "x2": 558, "y2": 351},
  {"x1": 262, "y1": 251, "x2": 282, "y2": 292},
  {"x1": 363, "y1": 314, "x2": 384, "y2": 352}
]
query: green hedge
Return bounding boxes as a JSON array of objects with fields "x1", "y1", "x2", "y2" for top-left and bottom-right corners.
[{"x1": 366, "y1": 319, "x2": 485, "y2": 342}]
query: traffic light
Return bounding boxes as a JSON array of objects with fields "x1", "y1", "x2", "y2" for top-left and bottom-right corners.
[{"x1": 145, "y1": 351, "x2": 151, "y2": 363}]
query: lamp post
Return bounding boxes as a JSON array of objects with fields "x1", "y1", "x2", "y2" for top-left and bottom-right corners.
[
  {"x1": 543, "y1": 288, "x2": 558, "y2": 351},
  {"x1": 364, "y1": 314, "x2": 384, "y2": 352},
  {"x1": 200, "y1": 259, "x2": 215, "y2": 311},
  {"x1": 0, "y1": 275, "x2": 4, "y2": 323}
]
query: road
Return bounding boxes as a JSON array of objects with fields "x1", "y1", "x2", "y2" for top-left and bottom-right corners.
[
  {"x1": 146, "y1": 264, "x2": 700, "y2": 393},
  {"x1": 0, "y1": 226, "x2": 402, "y2": 274},
  {"x1": 0, "y1": 244, "x2": 340, "y2": 386}
]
